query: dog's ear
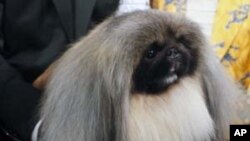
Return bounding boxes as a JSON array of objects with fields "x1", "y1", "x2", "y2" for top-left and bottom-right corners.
[
  {"x1": 39, "y1": 35, "x2": 131, "y2": 141},
  {"x1": 200, "y1": 45, "x2": 240, "y2": 140}
]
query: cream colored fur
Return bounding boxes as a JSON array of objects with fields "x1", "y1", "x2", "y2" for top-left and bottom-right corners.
[{"x1": 129, "y1": 75, "x2": 215, "y2": 141}]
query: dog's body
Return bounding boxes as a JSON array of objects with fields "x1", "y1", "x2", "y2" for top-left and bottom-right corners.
[{"x1": 39, "y1": 10, "x2": 238, "y2": 141}]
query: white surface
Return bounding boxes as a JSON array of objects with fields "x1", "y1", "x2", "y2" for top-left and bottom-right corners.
[
  {"x1": 117, "y1": 0, "x2": 150, "y2": 15},
  {"x1": 31, "y1": 120, "x2": 43, "y2": 141},
  {"x1": 186, "y1": 0, "x2": 218, "y2": 38}
]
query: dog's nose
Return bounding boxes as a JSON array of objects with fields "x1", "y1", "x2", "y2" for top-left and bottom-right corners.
[{"x1": 166, "y1": 48, "x2": 181, "y2": 59}]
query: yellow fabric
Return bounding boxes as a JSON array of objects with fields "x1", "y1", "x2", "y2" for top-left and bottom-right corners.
[
  {"x1": 211, "y1": 0, "x2": 250, "y2": 91},
  {"x1": 151, "y1": 0, "x2": 186, "y2": 14},
  {"x1": 152, "y1": 0, "x2": 250, "y2": 92}
]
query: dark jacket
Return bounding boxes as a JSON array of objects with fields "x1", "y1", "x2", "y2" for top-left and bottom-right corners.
[{"x1": 0, "y1": 0, "x2": 119, "y2": 140}]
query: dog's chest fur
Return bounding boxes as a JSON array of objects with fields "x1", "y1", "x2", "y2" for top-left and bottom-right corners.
[{"x1": 129, "y1": 76, "x2": 215, "y2": 141}]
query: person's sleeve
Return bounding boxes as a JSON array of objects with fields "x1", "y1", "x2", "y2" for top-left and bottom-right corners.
[
  {"x1": 0, "y1": 55, "x2": 41, "y2": 141},
  {"x1": 0, "y1": 1, "x2": 41, "y2": 141},
  {"x1": 92, "y1": 0, "x2": 120, "y2": 23}
]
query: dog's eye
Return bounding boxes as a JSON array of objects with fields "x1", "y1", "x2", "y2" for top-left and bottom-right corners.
[
  {"x1": 145, "y1": 48, "x2": 157, "y2": 59},
  {"x1": 144, "y1": 42, "x2": 162, "y2": 59}
]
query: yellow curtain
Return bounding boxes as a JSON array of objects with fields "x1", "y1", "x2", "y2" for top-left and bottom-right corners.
[
  {"x1": 211, "y1": 0, "x2": 250, "y2": 92},
  {"x1": 151, "y1": 0, "x2": 186, "y2": 14}
]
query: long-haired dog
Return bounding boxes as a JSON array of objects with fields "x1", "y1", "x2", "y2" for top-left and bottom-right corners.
[{"x1": 39, "y1": 10, "x2": 239, "y2": 141}]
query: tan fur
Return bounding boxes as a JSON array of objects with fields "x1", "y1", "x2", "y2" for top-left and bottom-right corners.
[{"x1": 129, "y1": 75, "x2": 214, "y2": 141}]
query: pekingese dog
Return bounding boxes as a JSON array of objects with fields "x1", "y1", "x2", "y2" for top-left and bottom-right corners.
[{"x1": 39, "y1": 10, "x2": 239, "y2": 141}]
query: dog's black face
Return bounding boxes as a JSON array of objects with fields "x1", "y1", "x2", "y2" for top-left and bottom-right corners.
[{"x1": 132, "y1": 35, "x2": 199, "y2": 94}]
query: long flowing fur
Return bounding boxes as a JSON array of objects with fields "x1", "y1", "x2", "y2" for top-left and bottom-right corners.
[
  {"x1": 200, "y1": 43, "x2": 238, "y2": 140},
  {"x1": 129, "y1": 76, "x2": 215, "y2": 141},
  {"x1": 39, "y1": 10, "x2": 239, "y2": 141},
  {"x1": 40, "y1": 21, "x2": 132, "y2": 141}
]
